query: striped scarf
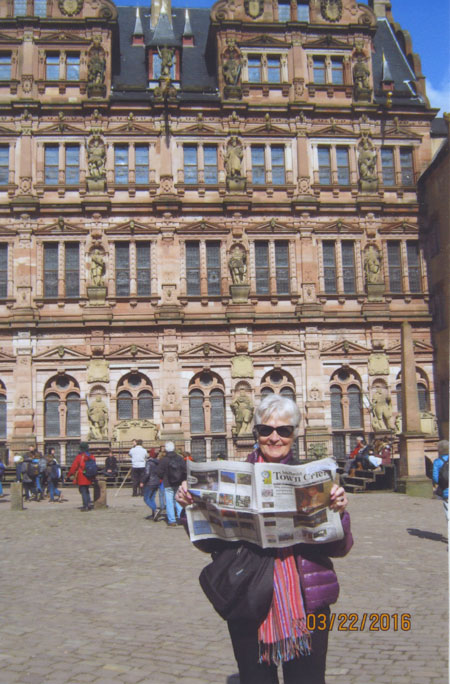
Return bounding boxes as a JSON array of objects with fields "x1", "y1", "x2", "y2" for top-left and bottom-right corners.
[{"x1": 256, "y1": 453, "x2": 311, "y2": 665}]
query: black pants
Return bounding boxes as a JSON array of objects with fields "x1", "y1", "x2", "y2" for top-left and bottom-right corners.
[
  {"x1": 131, "y1": 467, "x2": 145, "y2": 495},
  {"x1": 227, "y1": 608, "x2": 330, "y2": 684}
]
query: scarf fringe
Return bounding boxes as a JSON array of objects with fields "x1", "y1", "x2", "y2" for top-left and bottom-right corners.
[{"x1": 258, "y1": 618, "x2": 312, "y2": 666}]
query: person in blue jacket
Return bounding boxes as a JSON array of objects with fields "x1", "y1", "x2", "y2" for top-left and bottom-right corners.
[{"x1": 432, "y1": 440, "x2": 449, "y2": 521}]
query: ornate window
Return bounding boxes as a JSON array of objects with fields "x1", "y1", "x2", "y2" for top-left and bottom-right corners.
[
  {"x1": 381, "y1": 148, "x2": 395, "y2": 186},
  {"x1": 253, "y1": 240, "x2": 291, "y2": 296},
  {"x1": 44, "y1": 375, "x2": 80, "y2": 439},
  {"x1": 251, "y1": 145, "x2": 286, "y2": 185},
  {"x1": 185, "y1": 240, "x2": 222, "y2": 297},
  {"x1": 321, "y1": 240, "x2": 357, "y2": 295},
  {"x1": 260, "y1": 368, "x2": 296, "y2": 399},
  {"x1": 135, "y1": 144, "x2": 149, "y2": 184},
  {"x1": 189, "y1": 371, "x2": 226, "y2": 461},
  {"x1": 311, "y1": 54, "x2": 347, "y2": 86},
  {"x1": 0, "y1": 146, "x2": 8, "y2": 186},
  {"x1": 117, "y1": 373, "x2": 154, "y2": 420},
  {"x1": 400, "y1": 148, "x2": 414, "y2": 185},
  {"x1": 115, "y1": 144, "x2": 128, "y2": 184},
  {"x1": 115, "y1": 242, "x2": 151, "y2": 297},
  {"x1": 386, "y1": 240, "x2": 422, "y2": 294},
  {"x1": 44, "y1": 144, "x2": 59, "y2": 185},
  {"x1": 184, "y1": 145, "x2": 198, "y2": 184},
  {"x1": 65, "y1": 145, "x2": 80, "y2": 186},
  {"x1": 318, "y1": 146, "x2": 331, "y2": 185},
  {"x1": 329, "y1": 368, "x2": 363, "y2": 459},
  {"x1": 43, "y1": 242, "x2": 80, "y2": 299},
  {"x1": 114, "y1": 143, "x2": 149, "y2": 185}
]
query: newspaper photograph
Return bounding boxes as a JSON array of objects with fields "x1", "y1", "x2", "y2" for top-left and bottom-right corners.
[{"x1": 185, "y1": 457, "x2": 344, "y2": 548}]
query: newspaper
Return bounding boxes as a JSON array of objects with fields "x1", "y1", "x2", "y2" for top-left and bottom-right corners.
[{"x1": 185, "y1": 457, "x2": 343, "y2": 549}]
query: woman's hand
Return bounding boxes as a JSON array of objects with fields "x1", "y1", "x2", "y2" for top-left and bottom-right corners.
[
  {"x1": 175, "y1": 480, "x2": 193, "y2": 508},
  {"x1": 329, "y1": 484, "x2": 348, "y2": 516}
]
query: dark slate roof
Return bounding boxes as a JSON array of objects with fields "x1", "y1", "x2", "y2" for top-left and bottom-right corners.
[
  {"x1": 431, "y1": 117, "x2": 448, "y2": 137},
  {"x1": 372, "y1": 18, "x2": 426, "y2": 108},
  {"x1": 112, "y1": 6, "x2": 218, "y2": 100}
]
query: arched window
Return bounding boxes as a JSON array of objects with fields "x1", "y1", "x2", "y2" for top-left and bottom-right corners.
[
  {"x1": 395, "y1": 371, "x2": 430, "y2": 416},
  {"x1": 329, "y1": 368, "x2": 364, "y2": 459},
  {"x1": 116, "y1": 373, "x2": 153, "y2": 420},
  {"x1": 259, "y1": 369, "x2": 299, "y2": 457},
  {"x1": 44, "y1": 375, "x2": 80, "y2": 442},
  {"x1": 188, "y1": 372, "x2": 226, "y2": 461},
  {"x1": 66, "y1": 392, "x2": 80, "y2": 436},
  {"x1": 0, "y1": 382, "x2": 6, "y2": 439}
]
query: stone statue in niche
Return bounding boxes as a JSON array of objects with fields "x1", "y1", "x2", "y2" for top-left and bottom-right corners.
[
  {"x1": 87, "y1": 136, "x2": 106, "y2": 180},
  {"x1": 90, "y1": 249, "x2": 105, "y2": 287},
  {"x1": 225, "y1": 137, "x2": 244, "y2": 180},
  {"x1": 364, "y1": 245, "x2": 383, "y2": 285},
  {"x1": 228, "y1": 245, "x2": 247, "y2": 285},
  {"x1": 353, "y1": 58, "x2": 371, "y2": 101},
  {"x1": 88, "y1": 395, "x2": 108, "y2": 440},
  {"x1": 87, "y1": 37, "x2": 106, "y2": 97},
  {"x1": 358, "y1": 134, "x2": 378, "y2": 192},
  {"x1": 370, "y1": 387, "x2": 394, "y2": 431},
  {"x1": 231, "y1": 389, "x2": 254, "y2": 436},
  {"x1": 158, "y1": 46, "x2": 174, "y2": 79}
]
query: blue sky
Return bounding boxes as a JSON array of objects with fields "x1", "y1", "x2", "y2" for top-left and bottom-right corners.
[{"x1": 118, "y1": 0, "x2": 450, "y2": 113}]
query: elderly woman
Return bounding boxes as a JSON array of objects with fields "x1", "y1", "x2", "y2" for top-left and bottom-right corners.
[{"x1": 176, "y1": 394, "x2": 353, "y2": 684}]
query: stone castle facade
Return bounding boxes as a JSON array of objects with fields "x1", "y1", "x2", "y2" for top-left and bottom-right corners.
[{"x1": 0, "y1": 0, "x2": 440, "y2": 463}]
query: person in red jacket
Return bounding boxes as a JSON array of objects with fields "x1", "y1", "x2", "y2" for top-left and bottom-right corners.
[{"x1": 66, "y1": 442, "x2": 96, "y2": 511}]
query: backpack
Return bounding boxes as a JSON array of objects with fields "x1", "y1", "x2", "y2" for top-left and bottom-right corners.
[
  {"x1": 50, "y1": 462, "x2": 61, "y2": 481},
  {"x1": 83, "y1": 458, "x2": 98, "y2": 480},
  {"x1": 27, "y1": 460, "x2": 40, "y2": 479},
  {"x1": 438, "y1": 458, "x2": 448, "y2": 491},
  {"x1": 167, "y1": 454, "x2": 185, "y2": 486}
]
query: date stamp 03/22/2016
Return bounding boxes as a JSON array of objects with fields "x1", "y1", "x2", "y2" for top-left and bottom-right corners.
[{"x1": 306, "y1": 613, "x2": 412, "y2": 632}]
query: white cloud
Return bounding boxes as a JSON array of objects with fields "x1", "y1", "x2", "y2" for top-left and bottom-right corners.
[{"x1": 426, "y1": 69, "x2": 450, "y2": 114}]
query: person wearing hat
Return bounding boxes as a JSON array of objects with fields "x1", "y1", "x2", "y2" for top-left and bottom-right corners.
[{"x1": 157, "y1": 441, "x2": 186, "y2": 527}]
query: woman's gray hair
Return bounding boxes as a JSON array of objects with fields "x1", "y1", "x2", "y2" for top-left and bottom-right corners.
[
  {"x1": 254, "y1": 394, "x2": 301, "y2": 436},
  {"x1": 437, "y1": 440, "x2": 449, "y2": 456}
]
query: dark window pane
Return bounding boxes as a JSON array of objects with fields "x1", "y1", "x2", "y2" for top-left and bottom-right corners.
[
  {"x1": 318, "y1": 147, "x2": 331, "y2": 185},
  {"x1": 330, "y1": 386, "x2": 343, "y2": 428},
  {"x1": 248, "y1": 56, "x2": 261, "y2": 83},
  {"x1": 332, "y1": 434, "x2": 346, "y2": 459},
  {"x1": 0, "y1": 244, "x2": 7, "y2": 298},
  {"x1": 65, "y1": 243, "x2": 79, "y2": 298},
  {"x1": 206, "y1": 242, "x2": 221, "y2": 296},
  {"x1": 255, "y1": 241, "x2": 269, "y2": 294},
  {"x1": 252, "y1": 146, "x2": 265, "y2": 185},
  {"x1": 45, "y1": 393, "x2": 60, "y2": 436},
  {"x1": 271, "y1": 146, "x2": 285, "y2": 185},
  {"x1": 267, "y1": 56, "x2": 281, "y2": 83},
  {"x1": 115, "y1": 145, "x2": 129, "y2": 184},
  {"x1": 341, "y1": 241, "x2": 356, "y2": 294},
  {"x1": 278, "y1": 1, "x2": 290, "y2": 21},
  {"x1": 417, "y1": 384, "x2": 428, "y2": 412},
  {"x1": 204, "y1": 146, "x2": 218, "y2": 184},
  {"x1": 117, "y1": 391, "x2": 132, "y2": 420},
  {"x1": 186, "y1": 241, "x2": 200, "y2": 296},
  {"x1": 45, "y1": 144, "x2": 59, "y2": 185},
  {"x1": 135, "y1": 144, "x2": 149, "y2": 184},
  {"x1": 313, "y1": 57, "x2": 326, "y2": 84},
  {"x1": 66, "y1": 53, "x2": 79, "y2": 80},
  {"x1": 400, "y1": 148, "x2": 414, "y2": 186},
  {"x1": 44, "y1": 243, "x2": 58, "y2": 297},
  {"x1": 115, "y1": 243, "x2": 130, "y2": 296},
  {"x1": 407, "y1": 242, "x2": 421, "y2": 293},
  {"x1": 210, "y1": 389, "x2": 225, "y2": 432},
  {"x1": 0, "y1": 145, "x2": 8, "y2": 185},
  {"x1": 336, "y1": 147, "x2": 350, "y2": 185},
  {"x1": 46, "y1": 54, "x2": 59, "y2": 80},
  {"x1": 331, "y1": 58, "x2": 344, "y2": 85},
  {"x1": 387, "y1": 242, "x2": 402, "y2": 293},
  {"x1": 65, "y1": 144, "x2": 79, "y2": 185},
  {"x1": 191, "y1": 438, "x2": 206, "y2": 462},
  {"x1": 323, "y1": 241, "x2": 337, "y2": 293},
  {"x1": 211, "y1": 437, "x2": 227, "y2": 460},
  {"x1": 138, "y1": 390, "x2": 154, "y2": 419},
  {"x1": 184, "y1": 146, "x2": 198, "y2": 184},
  {"x1": 348, "y1": 385, "x2": 362, "y2": 428},
  {"x1": 275, "y1": 241, "x2": 290, "y2": 294},
  {"x1": 381, "y1": 148, "x2": 395, "y2": 186},
  {"x1": 66, "y1": 392, "x2": 80, "y2": 436},
  {"x1": 0, "y1": 54, "x2": 11, "y2": 80},
  {"x1": 189, "y1": 390, "x2": 205, "y2": 433},
  {"x1": 137, "y1": 242, "x2": 151, "y2": 296}
]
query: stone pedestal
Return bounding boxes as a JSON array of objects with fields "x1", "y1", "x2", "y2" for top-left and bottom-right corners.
[
  {"x1": 365, "y1": 282, "x2": 385, "y2": 302},
  {"x1": 86, "y1": 178, "x2": 106, "y2": 193},
  {"x1": 10, "y1": 482, "x2": 23, "y2": 510},
  {"x1": 232, "y1": 434, "x2": 254, "y2": 461},
  {"x1": 227, "y1": 178, "x2": 246, "y2": 192},
  {"x1": 87, "y1": 286, "x2": 107, "y2": 306},
  {"x1": 93, "y1": 477, "x2": 108, "y2": 509},
  {"x1": 305, "y1": 426, "x2": 330, "y2": 460},
  {"x1": 224, "y1": 85, "x2": 242, "y2": 100},
  {"x1": 230, "y1": 284, "x2": 250, "y2": 303},
  {"x1": 397, "y1": 433, "x2": 433, "y2": 497}
]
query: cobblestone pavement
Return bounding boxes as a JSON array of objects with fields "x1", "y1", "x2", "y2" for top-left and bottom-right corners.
[{"x1": 0, "y1": 486, "x2": 448, "y2": 684}]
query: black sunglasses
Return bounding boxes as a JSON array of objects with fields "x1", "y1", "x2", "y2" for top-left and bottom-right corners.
[{"x1": 255, "y1": 424, "x2": 295, "y2": 438}]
